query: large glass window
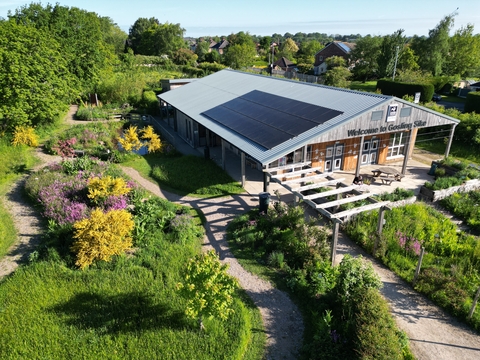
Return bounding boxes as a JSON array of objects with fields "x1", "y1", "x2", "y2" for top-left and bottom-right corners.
[{"x1": 388, "y1": 132, "x2": 406, "y2": 158}]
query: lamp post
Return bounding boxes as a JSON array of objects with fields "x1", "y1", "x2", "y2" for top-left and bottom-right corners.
[{"x1": 392, "y1": 45, "x2": 399, "y2": 81}]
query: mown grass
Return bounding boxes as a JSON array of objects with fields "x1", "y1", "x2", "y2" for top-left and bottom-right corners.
[
  {"x1": 122, "y1": 153, "x2": 244, "y2": 197},
  {"x1": 0, "y1": 198, "x2": 265, "y2": 360},
  {"x1": 350, "y1": 81, "x2": 377, "y2": 93}
]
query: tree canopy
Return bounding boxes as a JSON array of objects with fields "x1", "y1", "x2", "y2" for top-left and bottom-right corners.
[{"x1": 0, "y1": 19, "x2": 74, "y2": 128}]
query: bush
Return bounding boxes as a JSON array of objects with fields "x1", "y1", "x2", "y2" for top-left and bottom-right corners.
[
  {"x1": 465, "y1": 91, "x2": 480, "y2": 114},
  {"x1": 376, "y1": 187, "x2": 414, "y2": 202},
  {"x1": 11, "y1": 126, "x2": 39, "y2": 147},
  {"x1": 71, "y1": 208, "x2": 135, "y2": 269},
  {"x1": 376, "y1": 79, "x2": 434, "y2": 102},
  {"x1": 353, "y1": 288, "x2": 405, "y2": 360}
]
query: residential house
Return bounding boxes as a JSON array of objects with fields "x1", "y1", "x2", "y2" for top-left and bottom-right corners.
[
  {"x1": 313, "y1": 41, "x2": 355, "y2": 75},
  {"x1": 273, "y1": 57, "x2": 297, "y2": 72}
]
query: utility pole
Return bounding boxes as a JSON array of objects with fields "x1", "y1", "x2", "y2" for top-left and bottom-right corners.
[{"x1": 392, "y1": 45, "x2": 399, "y2": 81}]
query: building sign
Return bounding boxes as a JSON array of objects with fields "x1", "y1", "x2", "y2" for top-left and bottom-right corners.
[
  {"x1": 386, "y1": 104, "x2": 398, "y2": 122},
  {"x1": 347, "y1": 120, "x2": 427, "y2": 137},
  {"x1": 414, "y1": 92, "x2": 421, "y2": 104}
]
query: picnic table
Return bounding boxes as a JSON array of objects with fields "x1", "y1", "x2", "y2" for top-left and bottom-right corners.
[{"x1": 371, "y1": 167, "x2": 404, "y2": 184}]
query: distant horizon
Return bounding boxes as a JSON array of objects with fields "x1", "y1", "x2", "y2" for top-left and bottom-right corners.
[{"x1": 2, "y1": 0, "x2": 479, "y2": 39}]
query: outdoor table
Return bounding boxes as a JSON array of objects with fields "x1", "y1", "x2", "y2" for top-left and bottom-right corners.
[{"x1": 371, "y1": 167, "x2": 404, "y2": 184}]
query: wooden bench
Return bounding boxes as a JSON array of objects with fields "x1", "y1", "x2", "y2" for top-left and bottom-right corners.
[
  {"x1": 394, "y1": 174, "x2": 404, "y2": 182},
  {"x1": 379, "y1": 176, "x2": 394, "y2": 185}
]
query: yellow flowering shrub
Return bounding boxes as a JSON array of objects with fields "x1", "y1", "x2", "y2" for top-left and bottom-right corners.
[
  {"x1": 118, "y1": 125, "x2": 142, "y2": 151},
  {"x1": 141, "y1": 126, "x2": 162, "y2": 153},
  {"x1": 72, "y1": 208, "x2": 134, "y2": 269},
  {"x1": 87, "y1": 176, "x2": 131, "y2": 204},
  {"x1": 11, "y1": 126, "x2": 39, "y2": 147}
]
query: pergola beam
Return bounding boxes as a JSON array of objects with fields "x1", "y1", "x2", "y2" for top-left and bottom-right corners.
[
  {"x1": 302, "y1": 185, "x2": 359, "y2": 200},
  {"x1": 316, "y1": 192, "x2": 373, "y2": 209},
  {"x1": 329, "y1": 201, "x2": 390, "y2": 219}
]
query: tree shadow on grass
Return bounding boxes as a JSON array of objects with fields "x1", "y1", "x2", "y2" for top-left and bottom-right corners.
[{"x1": 49, "y1": 291, "x2": 190, "y2": 334}]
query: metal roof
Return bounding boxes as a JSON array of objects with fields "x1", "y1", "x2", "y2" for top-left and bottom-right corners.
[{"x1": 157, "y1": 70, "x2": 456, "y2": 165}]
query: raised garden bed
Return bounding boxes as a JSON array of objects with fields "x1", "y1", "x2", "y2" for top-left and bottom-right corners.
[{"x1": 420, "y1": 179, "x2": 480, "y2": 202}]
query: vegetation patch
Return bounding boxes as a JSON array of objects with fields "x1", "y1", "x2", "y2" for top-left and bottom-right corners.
[
  {"x1": 441, "y1": 190, "x2": 480, "y2": 233},
  {"x1": 343, "y1": 203, "x2": 480, "y2": 331},
  {"x1": 0, "y1": 156, "x2": 264, "y2": 359},
  {"x1": 227, "y1": 197, "x2": 413, "y2": 359}
]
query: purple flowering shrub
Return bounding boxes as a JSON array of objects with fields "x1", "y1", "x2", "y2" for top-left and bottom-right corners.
[
  {"x1": 27, "y1": 158, "x2": 137, "y2": 226},
  {"x1": 38, "y1": 178, "x2": 90, "y2": 226},
  {"x1": 396, "y1": 231, "x2": 423, "y2": 257}
]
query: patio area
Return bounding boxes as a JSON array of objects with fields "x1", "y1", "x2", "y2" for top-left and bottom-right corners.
[{"x1": 333, "y1": 159, "x2": 434, "y2": 197}]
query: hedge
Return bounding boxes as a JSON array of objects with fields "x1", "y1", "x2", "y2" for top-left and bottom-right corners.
[
  {"x1": 465, "y1": 91, "x2": 480, "y2": 114},
  {"x1": 376, "y1": 79, "x2": 434, "y2": 102}
]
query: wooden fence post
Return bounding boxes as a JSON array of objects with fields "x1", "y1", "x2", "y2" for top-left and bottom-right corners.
[
  {"x1": 468, "y1": 286, "x2": 480, "y2": 319},
  {"x1": 413, "y1": 247, "x2": 425, "y2": 285},
  {"x1": 331, "y1": 220, "x2": 340, "y2": 267},
  {"x1": 374, "y1": 206, "x2": 386, "y2": 255}
]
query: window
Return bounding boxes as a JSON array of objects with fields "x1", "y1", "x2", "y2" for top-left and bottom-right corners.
[
  {"x1": 388, "y1": 132, "x2": 406, "y2": 158},
  {"x1": 306, "y1": 145, "x2": 312, "y2": 161},
  {"x1": 371, "y1": 110, "x2": 383, "y2": 121},
  {"x1": 400, "y1": 107, "x2": 412, "y2": 117},
  {"x1": 335, "y1": 145, "x2": 343, "y2": 156},
  {"x1": 326, "y1": 147, "x2": 333, "y2": 157},
  {"x1": 319, "y1": 56, "x2": 324, "y2": 61}
]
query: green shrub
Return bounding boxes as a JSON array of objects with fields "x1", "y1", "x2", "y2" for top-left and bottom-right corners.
[
  {"x1": 465, "y1": 91, "x2": 480, "y2": 114},
  {"x1": 353, "y1": 288, "x2": 405, "y2": 360},
  {"x1": 376, "y1": 79, "x2": 434, "y2": 102},
  {"x1": 375, "y1": 187, "x2": 414, "y2": 202}
]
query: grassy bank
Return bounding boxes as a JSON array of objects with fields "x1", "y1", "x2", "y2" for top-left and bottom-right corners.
[{"x1": 0, "y1": 139, "x2": 39, "y2": 258}]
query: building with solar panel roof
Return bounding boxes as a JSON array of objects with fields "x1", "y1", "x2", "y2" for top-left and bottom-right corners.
[{"x1": 157, "y1": 70, "x2": 458, "y2": 190}]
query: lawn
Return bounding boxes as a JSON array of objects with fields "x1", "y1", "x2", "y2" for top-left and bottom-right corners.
[
  {"x1": 122, "y1": 153, "x2": 244, "y2": 197},
  {"x1": 350, "y1": 81, "x2": 377, "y2": 93},
  {"x1": 0, "y1": 157, "x2": 265, "y2": 359}
]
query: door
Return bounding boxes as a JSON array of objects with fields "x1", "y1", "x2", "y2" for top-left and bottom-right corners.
[
  {"x1": 361, "y1": 139, "x2": 379, "y2": 165},
  {"x1": 333, "y1": 143, "x2": 344, "y2": 170}
]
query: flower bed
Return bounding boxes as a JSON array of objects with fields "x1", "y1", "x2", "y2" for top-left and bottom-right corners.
[{"x1": 343, "y1": 203, "x2": 480, "y2": 331}]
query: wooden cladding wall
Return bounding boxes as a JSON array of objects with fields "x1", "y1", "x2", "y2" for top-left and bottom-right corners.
[{"x1": 310, "y1": 134, "x2": 391, "y2": 172}]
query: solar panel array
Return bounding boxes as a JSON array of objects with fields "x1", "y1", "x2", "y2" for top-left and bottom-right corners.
[{"x1": 202, "y1": 90, "x2": 343, "y2": 149}]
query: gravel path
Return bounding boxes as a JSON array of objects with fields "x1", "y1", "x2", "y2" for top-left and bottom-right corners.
[
  {"x1": 335, "y1": 232, "x2": 480, "y2": 360},
  {"x1": 120, "y1": 166, "x2": 304, "y2": 360}
]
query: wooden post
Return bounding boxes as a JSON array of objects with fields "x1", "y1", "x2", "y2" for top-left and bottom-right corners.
[
  {"x1": 445, "y1": 124, "x2": 457, "y2": 159},
  {"x1": 263, "y1": 172, "x2": 270, "y2": 193},
  {"x1": 401, "y1": 131, "x2": 411, "y2": 175},
  {"x1": 468, "y1": 286, "x2": 480, "y2": 319},
  {"x1": 355, "y1": 136, "x2": 365, "y2": 177},
  {"x1": 221, "y1": 139, "x2": 226, "y2": 170},
  {"x1": 331, "y1": 220, "x2": 340, "y2": 267},
  {"x1": 374, "y1": 206, "x2": 386, "y2": 255},
  {"x1": 241, "y1": 152, "x2": 246, "y2": 188},
  {"x1": 413, "y1": 247, "x2": 425, "y2": 285}
]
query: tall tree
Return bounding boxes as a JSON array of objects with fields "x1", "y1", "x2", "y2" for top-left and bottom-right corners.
[
  {"x1": 0, "y1": 20, "x2": 74, "y2": 128},
  {"x1": 377, "y1": 29, "x2": 406, "y2": 78},
  {"x1": 99, "y1": 17, "x2": 127, "y2": 57},
  {"x1": 349, "y1": 35, "x2": 382, "y2": 81},
  {"x1": 127, "y1": 17, "x2": 159, "y2": 54},
  {"x1": 279, "y1": 38, "x2": 299, "y2": 60},
  {"x1": 195, "y1": 40, "x2": 211, "y2": 62},
  {"x1": 138, "y1": 22, "x2": 186, "y2": 57},
  {"x1": 223, "y1": 43, "x2": 256, "y2": 69},
  {"x1": 9, "y1": 3, "x2": 115, "y2": 91},
  {"x1": 411, "y1": 13, "x2": 456, "y2": 76},
  {"x1": 445, "y1": 25, "x2": 480, "y2": 77},
  {"x1": 324, "y1": 56, "x2": 351, "y2": 88}
]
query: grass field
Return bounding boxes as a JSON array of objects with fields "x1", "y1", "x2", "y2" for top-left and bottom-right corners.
[
  {"x1": 350, "y1": 81, "x2": 377, "y2": 93},
  {"x1": 122, "y1": 153, "x2": 244, "y2": 197}
]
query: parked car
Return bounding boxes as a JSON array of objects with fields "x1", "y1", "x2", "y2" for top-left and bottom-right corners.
[{"x1": 432, "y1": 93, "x2": 442, "y2": 102}]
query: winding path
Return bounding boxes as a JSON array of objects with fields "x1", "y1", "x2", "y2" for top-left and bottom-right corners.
[{"x1": 121, "y1": 166, "x2": 304, "y2": 359}]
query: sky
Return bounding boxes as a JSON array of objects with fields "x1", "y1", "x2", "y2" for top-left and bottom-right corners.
[{"x1": 1, "y1": 0, "x2": 480, "y2": 38}]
